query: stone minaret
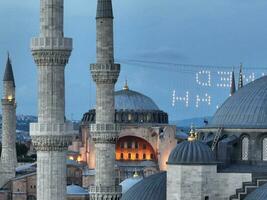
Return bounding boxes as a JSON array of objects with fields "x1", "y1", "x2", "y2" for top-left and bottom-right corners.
[
  {"x1": 0, "y1": 55, "x2": 17, "y2": 188},
  {"x1": 30, "y1": 0, "x2": 74, "y2": 199},
  {"x1": 89, "y1": 0, "x2": 121, "y2": 199}
]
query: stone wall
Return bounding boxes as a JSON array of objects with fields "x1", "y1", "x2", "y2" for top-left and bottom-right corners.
[{"x1": 167, "y1": 165, "x2": 252, "y2": 200}]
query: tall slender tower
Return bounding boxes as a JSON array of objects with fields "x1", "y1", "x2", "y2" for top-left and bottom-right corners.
[
  {"x1": 0, "y1": 55, "x2": 17, "y2": 188},
  {"x1": 89, "y1": 0, "x2": 121, "y2": 199},
  {"x1": 30, "y1": 1, "x2": 74, "y2": 200}
]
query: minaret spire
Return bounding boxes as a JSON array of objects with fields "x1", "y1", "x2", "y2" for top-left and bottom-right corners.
[
  {"x1": 230, "y1": 68, "x2": 236, "y2": 96},
  {"x1": 30, "y1": 0, "x2": 74, "y2": 200},
  {"x1": 0, "y1": 54, "x2": 17, "y2": 187},
  {"x1": 89, "y1": 0, "x2": 122, "y2": 198},
  {"x1": 238, "y1": 63, "x2": 243, "y2": 89},
  {"x1": 3, "y1": 53, "x2": 15, "y2": 86}
]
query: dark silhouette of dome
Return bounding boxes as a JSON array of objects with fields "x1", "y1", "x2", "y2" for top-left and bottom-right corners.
[
  {"x1": 121, "y1": 172, "x2": 166, "y2": 200},
  {"x1": 244, "y1": 183, "x2": 267, "y2": 200},
  {"x1": 167, "y1": 140, "x2": 215, "y2": 165}
]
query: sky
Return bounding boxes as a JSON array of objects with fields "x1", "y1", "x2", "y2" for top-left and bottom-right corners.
[{"x1": 1, "y1": 0, "x2": 267, "y2": 121}]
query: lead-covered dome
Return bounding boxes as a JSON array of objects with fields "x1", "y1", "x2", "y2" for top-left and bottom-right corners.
[
  {"x1": 115, "y1": 89, "x2": 159, "y2": 111},
  {"x1": 244, "y1": 183, "x2": 267, "y2": 200},
  {"x1": 167, "y1": 140, "x2": 215, "y2": 165},
  {"x1": 121, "y1": 172, "x2": 166, "y2": 200},
  {"x1": 82, "y1": 85, "x2": 168, "y2": 124},
  {"x1": 209, "y1": 76, "x2": 267, "y2": 128}
]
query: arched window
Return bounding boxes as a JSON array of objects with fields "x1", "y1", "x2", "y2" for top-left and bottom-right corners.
[
  {"x1": 262, "y1": 138, "x2": 267, "y2": 161},
  {"x1": 241, "y1": 136, "x2": 249, "y2": 160}
]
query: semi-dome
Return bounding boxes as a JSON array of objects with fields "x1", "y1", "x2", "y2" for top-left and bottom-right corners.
[
  {"x1": 209, "y1": 76, "x2": 267, "y2": 128},
  {"x1": 244, "y1": 183, "x2": 267, "y2": 200},
  {"x1": 167, "y1": 140, "x2": 215, "y2": 165},
  {"x1": 121, "y1": 172, "x2": 166, "y2": 200},
  {"x1": 82, "y1": 84, "x2": 168, "y2": 124}
]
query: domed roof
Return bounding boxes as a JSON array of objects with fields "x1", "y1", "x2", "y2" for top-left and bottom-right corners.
[
  {"x1": 115, "y1": 87, "x2": 159, "y2": 111},
  {"x1": 209, "y1": 76, "x2": 267, "y2": 128},
  {"x1": 244, "y1": 183, "x2": 267, "y2": 200},
  {"x1": 167, "y1": 140, "x2": 215, "y2": 165},
  {"x1": 121, "y1": 172, "x2": 166, "y2": 200},
  {"x1": 67, "y1": 184, "x2": 88, "y2": 195},
  {"x1": 120, "y1": 176, "x2": 143, "y2": 194}
]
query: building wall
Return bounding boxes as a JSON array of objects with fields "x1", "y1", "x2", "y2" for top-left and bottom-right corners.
[{"x1": 167, "y1": 165, "x2": 252, "y2": 200}]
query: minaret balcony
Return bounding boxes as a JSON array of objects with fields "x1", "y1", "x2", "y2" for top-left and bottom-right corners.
[
  {"x1": 31, "y1": 37, "x2": 72, "y2": 51},
  {"x1": 90, "y1": 63, "x2": 120, "y2": 84}
]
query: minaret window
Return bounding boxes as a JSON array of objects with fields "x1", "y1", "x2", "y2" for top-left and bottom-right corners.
[
  {"x1": 241, "y1": 136, "x2": 249, "y2": 160},
  {"x1": 262, "y1": 138, "x2": 267, "y2": 161}
]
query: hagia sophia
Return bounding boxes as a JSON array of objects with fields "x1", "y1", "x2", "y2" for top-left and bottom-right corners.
[{"x1": 1, "y1": 0, "x2": 267, "y2": 200}]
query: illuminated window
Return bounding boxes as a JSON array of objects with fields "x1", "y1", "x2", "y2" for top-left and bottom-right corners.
[
  {"x1": 136, "y1": 153, "x2": 139, "y2": 159},
  {"x1": 143, "y1": 144, "x2": 147, "y2": 149},
  {"x1": 120, "y1": 153, "x2": 123, "y2": 159},
  {"x1": 143, "y1": 154, "x2": 146, "y2": 159},
  {"x1": 241, "y1": 136, "x2": 249, "y2": 160},
  {"x1": 263, "y1": 138, "x2": 267, "y2": 161},
  {"x1": 128, "y1": 153, "x2": 131, "y2": 159}
]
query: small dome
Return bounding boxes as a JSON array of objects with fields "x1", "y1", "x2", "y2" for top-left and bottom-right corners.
[
  {"x1": 244, "y1": 183, "x2": 267, "y2": 200},
  {"x1": 167, "y1": 140, "x2": 215, "y2": 165},
  {"x1": 209, "y1": 76, "x2": 267, "y2": 128},
  {"x1": 67, "y1": 184, "x2": 88, "y2": 195},
  {"x1": 119, "y1": 177, "x2": 143, "y2": 194},
  {"x1": 115, "y1": 89, "x2": 159, "y2": 111},
  {"x1": 121, "y1": 172, "x2": 166, "y2": 200}
]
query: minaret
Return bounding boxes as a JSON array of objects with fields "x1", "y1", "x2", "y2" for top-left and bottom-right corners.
[
  {"x1": 0, "y1": 55, "x2": 17, "y2": 187},
  {"x1": 30, "y1": 0, "x2": 74, "y2": 200},
  {"x1": 230, "y1": 69, "x2": 236, "y2": 96},
  {"x1": 238, "y1": 64, "x2": 243, "y2": 89},
  {"x1": 89, "y1": 0, "x2": 121, "y2": 199}
]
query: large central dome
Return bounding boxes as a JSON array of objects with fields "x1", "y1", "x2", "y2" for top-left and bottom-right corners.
[
  {"x1": 209, "y1": 76, "x2": 267, "y2": 128},
  {"x1": 115, "y1": 89, "x2": 159, "y2": 111},
  {"x1": 82, "y1": 84, "x2": 168, "y2": 124}
]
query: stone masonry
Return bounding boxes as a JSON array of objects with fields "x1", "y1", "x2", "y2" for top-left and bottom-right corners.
[
  {"x1": 0, "y1": 55, "x2": 17, "y2": 188},
  {"x1": 89, "y1": 0, "x2": 121, "y2": 199},
  {"x1": 30, "y1": 0, "x2": 74, "y2": 200}
]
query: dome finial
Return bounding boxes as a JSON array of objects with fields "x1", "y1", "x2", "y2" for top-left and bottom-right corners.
[
  {"x1": 123, "y1": 79, "x2": 129, "y2": 90},
  {"x1": 188, "y1": 124, "x2": 197, "y2": 142}
]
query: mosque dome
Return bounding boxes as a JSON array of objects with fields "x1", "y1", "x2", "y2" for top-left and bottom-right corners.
[
  {"x1": 115, "y1": 89, "x2": 159, "y2": 111},
  {"x1": 167, "y1": 140, "x2": 215, "y2": 165},
  {"x1": 244, "y1": 183, "x2": 267, "y2": 200},
  {"x1": 209, "y1": 76, "x2": 267, "y2": 129},
  {"x1": 119, "y1": 176, "x2": 143, "y2": 194},
  {"x1": 121, "y1": 172, "x2": 166, "y2": 200},
  {"x1": 67, "y1": 184, "x2": 88, "y2": 195},
  {"x1": 82, "y1": 83, "x2": 168, "y2": 124}
]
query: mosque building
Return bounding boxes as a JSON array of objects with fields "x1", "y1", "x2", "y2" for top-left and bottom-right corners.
[{"x1": 68, "y1": 82, "x2": 177, "y2": 184}]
